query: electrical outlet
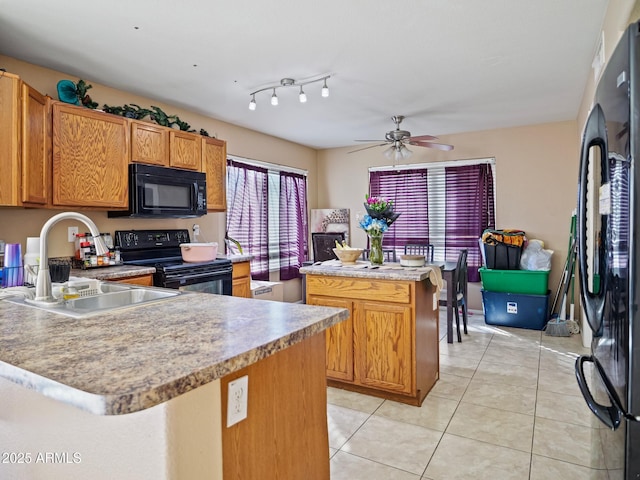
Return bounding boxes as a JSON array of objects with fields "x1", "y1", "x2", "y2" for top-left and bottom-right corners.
[
  {"x1": 68, "y1": 226, "x2": 79, "y2": 242},
  {"x1": 192, "y1": 224, "x2": 200, "y2": 236},
  {"x1": 227, "y1": 375, "x2": 248, "y2": 427}
]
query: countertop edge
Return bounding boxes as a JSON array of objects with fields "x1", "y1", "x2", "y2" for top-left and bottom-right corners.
[{"x1": 0, "y1": 306, "x2": 348, "y2": 415}]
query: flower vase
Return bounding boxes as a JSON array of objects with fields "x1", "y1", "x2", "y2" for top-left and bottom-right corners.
[{"x1": 368, "y1": 233, "x2": 384, "y2": 266}]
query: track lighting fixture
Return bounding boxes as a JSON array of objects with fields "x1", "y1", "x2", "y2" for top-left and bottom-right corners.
[{"x1": 248, "y1": 75, "x2": 330, "y2": 110}]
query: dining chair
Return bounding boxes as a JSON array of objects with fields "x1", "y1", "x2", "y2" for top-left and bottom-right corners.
[
  {"x1": 361, "y1": 248, "x2": 397, "y2": 262},
  {"x1": 404, "y1": 244, "x2": 434, "y2": 262},
  {"x1": 312, "y1": 232, "x2": 345, "y2": 262},
  {"x1": 452, "y1": 249, "x2": 469, "y2": 342}
]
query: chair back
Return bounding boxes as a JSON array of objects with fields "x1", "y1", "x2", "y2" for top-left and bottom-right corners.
[
  {"x1": 312, "y1": 232, "x2": 346, "y2": 262},
  {"x1": 362, "y1": 248, "x2": 397, "y2": 262},
  {"x1": 455, "y1": 249, "x2": 468, "y2": 299},
  {"x1": 404, "y1": 244, "x2": 434, "y2": 262}
]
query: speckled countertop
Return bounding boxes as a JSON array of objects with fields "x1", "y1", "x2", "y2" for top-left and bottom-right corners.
[
  {"x1": 0, "y1": 291, "x2": 347, "y2": 416},
  {"x1": 300, "y1": 260, "x2": 443, "y2": 287},
  {"x1": 70, "y1": 254, "x2": 252, "y2": 281},
  {"x1": 71, "y1": 264, "x2": 156, "y2": 280}
]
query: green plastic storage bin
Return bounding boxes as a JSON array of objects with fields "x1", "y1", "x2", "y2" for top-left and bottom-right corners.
[{"x1": 479, "y1": 267, "x2": 549, "y2": 295}]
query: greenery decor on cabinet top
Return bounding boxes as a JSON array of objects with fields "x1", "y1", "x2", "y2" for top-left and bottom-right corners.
[{"x1": 56, "y1": 78, "x2": 212, "y2": 136}]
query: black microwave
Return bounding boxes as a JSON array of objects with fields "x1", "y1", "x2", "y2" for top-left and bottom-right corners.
[{"x1": 109, "y1": 164, "x2": 207, "y2": 218}]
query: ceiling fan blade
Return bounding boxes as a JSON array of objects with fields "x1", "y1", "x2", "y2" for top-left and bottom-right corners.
[
  {"x1": 408, "y1": 141, "x2": 454, "y2": 151},
  {"x1": 348, "y1": 143, "x2": 389, "y2": 154},
  {"x1": 407, "y1": 134, "x2": 439, "y2": 142}
]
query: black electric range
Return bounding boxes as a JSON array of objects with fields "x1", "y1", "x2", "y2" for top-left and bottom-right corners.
[{"x1": 114, "y1": 229, "x2": 233, "y2": 294}]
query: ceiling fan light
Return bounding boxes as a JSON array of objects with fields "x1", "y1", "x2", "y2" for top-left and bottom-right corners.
[
  {"x1": 321, "y1": 79, "x2": 329, "y2": 97},
  {"x1": 271, "y1": 89, "x2": 278, "y2": 106},
  {"x1": 383, "y1": 146, "x2": 395, "y2": 160},
  {"x1": 249, "y1": 94, "x2": 257, "y2": 111},
  {"x1": 299, "y1": 86, "x2": 307, "y2": 103},
  {"x1": 400, "y1": 145, "x2": 413, "y2": 160}
]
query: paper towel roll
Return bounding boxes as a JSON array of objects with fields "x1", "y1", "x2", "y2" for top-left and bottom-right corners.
[{"x1": 26, "y1": 237, "x2": 40, "y2": 255}]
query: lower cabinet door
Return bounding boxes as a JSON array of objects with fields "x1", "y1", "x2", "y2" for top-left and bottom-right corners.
[
  {"x1": 354, "y1": 301, "x2": 414, "y2": 394},
  {"x1": 308, "y1": 296, "x2": 354, "y2": 382}
]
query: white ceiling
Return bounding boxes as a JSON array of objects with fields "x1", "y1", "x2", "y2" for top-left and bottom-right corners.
[{"x1": 0, "y1": 0, "x2": 609, "y2": 150}]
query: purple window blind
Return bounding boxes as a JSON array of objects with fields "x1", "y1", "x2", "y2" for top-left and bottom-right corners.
[
  {"x1": 369, "y1": 163, "x2": 495, "y2": 282},
  {"x1": 444, "y1": 164, "x2": 495, "y2": 282},
  {"x1": 369, "y1": 169, "x2": 429, "y2": 258},
  {"x1": 226, "y1": 160, "x2": 269, "y2": 280},
  {"x1": 279, "y1": 171, "x2": 308, "y2": 280}
]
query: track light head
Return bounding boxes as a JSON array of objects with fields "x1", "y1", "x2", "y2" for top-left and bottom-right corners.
[
  {"x1": 271, "y1": 89, "x2": 278, "y2": 106},
  {"x1": 249, "y1": 94, "x2": 256, "y2": 110},
  {"x1": 299, "y1": 86, "x2": 307, "y2": 103},
  {"x1": 322, "y1": 78, "x2": 329, "y2": 97}
]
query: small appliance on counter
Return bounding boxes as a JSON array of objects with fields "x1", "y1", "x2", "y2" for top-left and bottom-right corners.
[{"x1": 115, "y1": 229, "x2": 232, "y2": 295}]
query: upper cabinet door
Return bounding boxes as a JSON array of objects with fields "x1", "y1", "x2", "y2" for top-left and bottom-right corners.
[
  {"x1": 0, "y1": 73, "x2": 50, "y2": 207},
  {"x1": 202, "y1": 136, "x2": 227, "y2": 211},
  {"x1": 130, "y1": 121, "x2": 169, "y2": 166},
  {"x1": 0, "y1": 72, "x2": 21, "y2": 206},
  {"x1": 52, "y1": 103, "x2": 129, "y2": 209},
  {"x1": 169, "y1": 130, "x2": 202, "y2": 170},
  {"x1": 21, "y1": 83, "x2": 50, "y2": 206}
]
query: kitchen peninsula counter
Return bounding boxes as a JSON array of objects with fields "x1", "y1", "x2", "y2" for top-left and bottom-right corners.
[
  {"x1": 0, "y1": 292, "x2": 347, "y2": 479},
  {"x1": 300, "y1": 260, "x2": 442, "y2": 406}
]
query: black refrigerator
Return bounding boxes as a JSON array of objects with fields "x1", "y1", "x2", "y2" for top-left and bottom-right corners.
[{"x1": 575, "y1": 21, "x2": 640, "y2": 480}]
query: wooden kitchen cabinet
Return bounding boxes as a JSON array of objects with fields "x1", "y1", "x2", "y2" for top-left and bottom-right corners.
[
  {"x1": 307, "y1": 296, "x2": 354, "y2": 382},
  {"x1": 169, "y1": 130, "x2": 201, "y2": 170},
  {"x1": 232, "y1": 261, "x2": 252, "y2": 298},
  {"x1": 113, "y1": 274, "x2": 153, "y2": 286},
  {"x1": 130, "y1": 120, "x2": 169, "y2": 166},
  {"x1": 0, "y1": 72, "x2": 50, "y2": 207},
  {"x1": 52, "y1": 102, "x2": 129, "y2": 209},
  {"x1": 130, "y1": 121, "x2": 202, "y2": 171},
  {"x1": 201, "y1": 136, "x2": 227, "y2": 211},
  {"x1": 306, "y1": 274, "x2": 438, "y2": 406}
]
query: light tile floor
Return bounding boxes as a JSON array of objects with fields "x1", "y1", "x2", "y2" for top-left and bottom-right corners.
[{"x1": 327, "y1": 308, "x2": 608, "y2": 480}]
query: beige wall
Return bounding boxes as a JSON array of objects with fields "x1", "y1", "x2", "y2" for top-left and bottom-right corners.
[
  {"x1": 318, "y1": 121, "x2": 579, "y2": 310},
  {"x1": 0, "y1": 55, "x2": 318, "y2": 302}
]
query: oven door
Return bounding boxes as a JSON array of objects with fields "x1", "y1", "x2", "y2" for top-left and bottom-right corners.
[{"x1": 163, "y1": 269, "x2": 233, "y2": 296}]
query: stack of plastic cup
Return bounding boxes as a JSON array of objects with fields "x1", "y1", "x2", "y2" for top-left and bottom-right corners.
[{"x1": 2, "y1": 243, "x2": 23, "y2": 288}]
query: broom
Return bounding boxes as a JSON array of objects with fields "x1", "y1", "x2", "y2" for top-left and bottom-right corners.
[{"x1": 546, "y1": 237, "x2": 575, "y2": 336}]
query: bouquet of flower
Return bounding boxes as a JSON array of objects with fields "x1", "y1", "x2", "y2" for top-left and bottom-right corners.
[
  {"x1": 358, "y1": 195, "x2": 400, "y2": 236},
  {"x1": 363, "y1": 195, "x2": 400, "y2": 227},
  {"x1": 358, "y1": 215, "x2": 389, "y2": 236}
]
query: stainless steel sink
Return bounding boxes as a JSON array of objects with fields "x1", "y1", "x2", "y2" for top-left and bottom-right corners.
[{"x1": 4, "y1": 282, "x2": 181, "y2": 318}]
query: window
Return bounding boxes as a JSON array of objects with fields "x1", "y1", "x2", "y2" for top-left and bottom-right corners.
[
  {"x1": 369, "y1": 159, "x2": 495, "y2": 282},
  {"x1": 226, "y1": 158, "x2": 308, "y2": 280}
]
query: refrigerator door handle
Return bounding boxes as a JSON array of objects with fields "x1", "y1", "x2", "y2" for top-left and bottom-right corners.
[
  {"x1": 575, "y1": 355, "x2": 621, "y2": 430},
  {"x1": 577, "y1": 103, "x2": 609, "y2": 334}
]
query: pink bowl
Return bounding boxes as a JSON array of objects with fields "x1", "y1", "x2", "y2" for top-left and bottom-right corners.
[{"x1": 179, "y1": 243, "x2": 218, "y2": 262}]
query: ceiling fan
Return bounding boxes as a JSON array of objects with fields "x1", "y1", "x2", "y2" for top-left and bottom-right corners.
[{"x1": 349, "y1": 115, "x2": 454, "y2": 160}]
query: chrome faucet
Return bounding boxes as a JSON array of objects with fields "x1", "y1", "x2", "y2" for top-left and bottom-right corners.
[{"x1": 32, "y1": 212, "x2": 109, "y2": 304}]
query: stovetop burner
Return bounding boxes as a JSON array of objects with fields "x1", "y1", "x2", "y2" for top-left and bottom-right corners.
[{"x1": 114, "y1": 229, "x2": 232, "y2": 274}]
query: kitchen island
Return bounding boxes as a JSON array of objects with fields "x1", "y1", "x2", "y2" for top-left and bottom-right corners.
[
  {"x1": 300, "y1": 260, "x2": 442, "y2": 406},
  {"x1": 0, "y1": 290, "x2": 348, "y2": 479}
]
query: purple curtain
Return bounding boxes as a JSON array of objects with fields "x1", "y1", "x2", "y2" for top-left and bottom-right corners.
[
  {"x1": 369, "y1": 169, "x2": 429, "y2": 258},
  {"x1": 279, "y1": 171, "x2": 308, "y2": 280},
  {"x1": 444, "y1": 164, "x2": 495, "y2": 281},
  {"x1": 226, "y1": 160, "x2": 269, "y2": 280}
]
